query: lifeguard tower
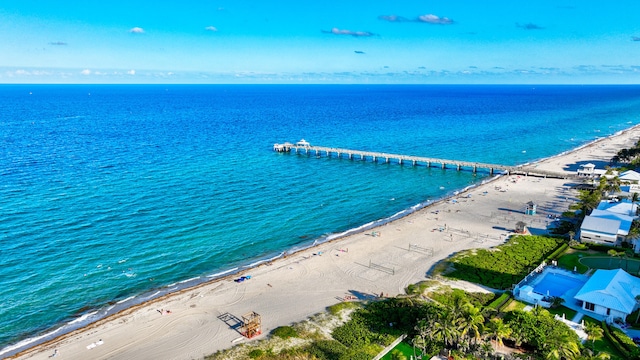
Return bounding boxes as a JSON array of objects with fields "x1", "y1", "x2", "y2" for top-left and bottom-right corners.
[
  {"x1": 525, "y1": 201, "x2": 537, "y2": 215},
  {"x1": 241, "y1": 311, "x2": 262, "y2": 339}
]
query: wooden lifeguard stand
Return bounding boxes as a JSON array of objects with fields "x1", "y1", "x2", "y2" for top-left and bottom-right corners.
[
  {"x1": 525, "y1": 201, "x2": 537, "y2": 215},
  {"x1": 241, "y1": 311, "x2": 262, "y2": 339}
]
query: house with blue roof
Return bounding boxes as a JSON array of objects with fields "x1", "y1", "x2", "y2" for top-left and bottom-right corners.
[
  {"x1": 579, "y1": 199, "x2": 639, "y2": 247},
  {"x1": 573, "y1": 269, "x2": 640, "y2": 321},
  {"x1": 596, "y1": 199, "x2": 638, "y2": 217},
  {"x1": 619, "y1": 170, "x2": 640, "y2": 184}
]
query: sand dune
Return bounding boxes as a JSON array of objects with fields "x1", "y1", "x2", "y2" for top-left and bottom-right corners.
[{"x1": 10, "y1": 125, "x2": 640, "y2": 360}]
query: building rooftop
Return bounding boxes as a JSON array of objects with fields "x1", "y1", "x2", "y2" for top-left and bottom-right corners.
[{"x1": 574, "y1": 269, "x2": 640, "y2": 315}]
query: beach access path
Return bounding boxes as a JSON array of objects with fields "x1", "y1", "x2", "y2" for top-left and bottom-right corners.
[{"x1": 10, "y1": 125, "x2": 640, "y2": 360}]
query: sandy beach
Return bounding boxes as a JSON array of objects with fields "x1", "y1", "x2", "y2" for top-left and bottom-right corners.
[{"x1": 8, "y1": 125, "x2": 640, "y2": 360}]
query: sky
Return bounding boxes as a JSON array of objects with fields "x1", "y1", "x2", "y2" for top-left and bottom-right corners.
[{"x1": 1, "y1": 1, "x2": 640, "y2": 84}]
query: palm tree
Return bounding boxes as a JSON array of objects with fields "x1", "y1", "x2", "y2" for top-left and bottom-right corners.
[
  {"x1": 604, "y1": 176, "x2": 621, "y2": 196},
  {"x1": 458, "y1": 304, "x2": 484, "y2": 347},
  {"x1": 545, "y1": 338, "x2": 580, "y2": 360},
  {"x1": 487, "y1": 317, "x2": 512, "y2": 352},
  {"x1": 577, "y1": 189, "x2": 602, "y2": 216},
  {"x1": 432, "y1": 309, "x2": 460, "y2": 349},
  {"x1": 577, "y1": 349, "x2": 611, "y2": 360},
  {"x1": 583, "y1": 322, "x2": 604, "y2": 352},
  {"x1": 413, "y1": 316, "x2": 435, "y2": 356}
]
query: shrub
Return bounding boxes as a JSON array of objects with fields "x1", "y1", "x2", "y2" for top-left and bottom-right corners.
[
  {"x1": 545, "y1": 243, "x2": 569, "y2": 261},
  {"x1": 610, "y1": 325, "x2": 640, "y2": 356},
  {"x1": 332, "y1": 318, "x2": 370, "y2": 347},
  {"x1": 446, "y1": 235, "x2": 564, "y2": 289},
  {"x1": 305, "y1": 340, "x2": 347, "y2": 360},
  {"x1": 487, "y1": 292, "x2": 511, "y2": 311},
  {"x1": 405, "y1": 280, "x2": 437, "y2": 296},
  {"x1": 248, "y1": 349, "x2": 264, "y2": 359},
  {"x1": 327, "y1": 301, "x2": 359, "y2": 316},
  {"x1": 271, "y1": 326, "x2": 298, "y2": 339},
  {"x1": 602, "y1": 321, "x2": 633, "y2": 358}
]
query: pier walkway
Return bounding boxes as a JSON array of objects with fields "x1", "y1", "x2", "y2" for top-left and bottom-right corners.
[{"x1": 273, "y1": 141, "x2": 573, "y2": 179}]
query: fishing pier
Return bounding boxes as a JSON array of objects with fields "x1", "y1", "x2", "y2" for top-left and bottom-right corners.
[{"x1": 273, "y1": 140, "x2": 573, "y2": 179}]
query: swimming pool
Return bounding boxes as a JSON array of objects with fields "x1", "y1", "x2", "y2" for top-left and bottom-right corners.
[{"x1": 532, "y1": 272, "x2": 587, "y2": 297}]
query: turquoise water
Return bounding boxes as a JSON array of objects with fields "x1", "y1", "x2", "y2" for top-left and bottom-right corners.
[
  {"x1": 533, "y1": 272, "x2": 587, "y2": 297},
  {"x1": 1, "y1": 85, "x2": 640, "y2": 355}
]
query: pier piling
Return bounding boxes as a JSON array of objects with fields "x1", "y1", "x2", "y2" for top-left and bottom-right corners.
[{"x1": 273, "y1": 141, "x2": 572, "y2": 179}]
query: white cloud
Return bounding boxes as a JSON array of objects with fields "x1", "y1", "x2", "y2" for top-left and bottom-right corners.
[
  {"x1": 205, "y1": 26, "x2": 218, "y2": 32},
  {"x1": 127, "y1": 70, "x2": 136, "y2": 75},
  {"x1": 417, "y1": 14, "x2": 454, "y2": 25},
  {"x1": 129, "y1": 27, "x2": 145, "y2": 34},
  {"x1": 81, "y1": 69, "x2": 91, "y2": 75}
]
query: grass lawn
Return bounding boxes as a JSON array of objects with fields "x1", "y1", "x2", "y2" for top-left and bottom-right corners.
[
  {"x1": 582, "y1": 317, "x2": 625, "y2": 360},
  {"x1": 380, "y1": 341, "x2": 418, "y2": 360},
  {"x1": 547, "y1": 306, "x2": 577, "y2": 320},
  {"x1": 555, "y1": 249, "x2": 592, "y2": 273},
  {"x1": 502, "y1": 299, "x2": 528, "y2": 312}
]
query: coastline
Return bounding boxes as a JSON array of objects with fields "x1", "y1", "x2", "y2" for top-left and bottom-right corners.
[{"x1": 7, "y1": 124, "x2": 640, "y2": 360}]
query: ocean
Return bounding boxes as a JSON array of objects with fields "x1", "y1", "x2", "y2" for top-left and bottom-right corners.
[{"x1": 1, "y1": 84, "x2": 640, "y2": 356}]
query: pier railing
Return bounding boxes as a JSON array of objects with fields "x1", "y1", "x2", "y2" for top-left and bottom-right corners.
[{"x1": 274, "y1": 142, "x2": 573, "y2": 179}]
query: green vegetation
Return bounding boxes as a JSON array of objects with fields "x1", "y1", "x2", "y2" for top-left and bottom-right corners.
[
  {"x1": 546, "y1": 306, "x2": 577, "y2": 320},
  {"x1": 208, "y1": 234, "x2": 635, "y2": 360},
  {"x1": 327, "y1": 300, "x2": 360, "y2": 316},
  {"x1": 607, "y1": 324, "x2": 640, "y2": 358},
  {"x1": 380, "y1": 341, "x2": 414, "y2": 360},
  {"x1": 602, "y1": 320, "x2": 638, "y2": 359},
  {"x1": 486, "y1": 292, "x2": 511, "y2": 311},
  {"x1": 556, "y1": 250, "x2": 591, "y2": 273},
  {"x1": 271, "y1": 326, "x2": 298, "y2": 339},
  {"x1": 247, "y1": 349, "x2": 264, "y2": 359},
  {"x1": 612, "y1": 139, "x2": 640, "y2": 166},
  {"x1": 405, "y1": 280, "x2": 437, "y2": 296},
  {"x1": 445, "y1": 235, "x2": 564, "y2": 289}
]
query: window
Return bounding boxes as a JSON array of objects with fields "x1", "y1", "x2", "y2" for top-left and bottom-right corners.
[
  {"x1": 606, "y1": 308, "x2": 611, "y2": 315},
  {"x1": 585, "y1": 302, "x2": 595, "y2": 311}
]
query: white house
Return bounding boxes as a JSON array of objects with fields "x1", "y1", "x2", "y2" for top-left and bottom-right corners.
[
  {"x1": 580, "y1": 199, "x2": 639, "y2": 246},
  {"x1": 619, "y1": 170, "x2": 640, "y2": 184},
  {"x1": 580, "y1": 216, "x2": 621, "y2": 245},
  {"x1": 619, "y1": 170, "x2": 640, "y2": 194},
  {"x1": 577, "y1": 163, "x2": 607, "y2": 179},
  {"x1": 589, "y1": 209, "x2": 635, "y2": 237},
  {"x1": 574, "y1": 269, "x2": 640, "y2": 322}
]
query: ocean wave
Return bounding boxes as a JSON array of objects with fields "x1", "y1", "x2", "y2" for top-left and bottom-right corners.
[{"x1": 207, "y1": 267, "x2": 239, "y2": 278}]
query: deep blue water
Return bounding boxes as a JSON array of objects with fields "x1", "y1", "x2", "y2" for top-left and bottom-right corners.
[{"x1": 1, "y1": 84, "x2": 640, "y2": 355}]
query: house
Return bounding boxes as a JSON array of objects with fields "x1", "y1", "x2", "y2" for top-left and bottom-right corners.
[
  {"x1": 579, "y1": 216, "x2": 621, "y2": 245},
  {"x1": 589, "y1": 209, "x2": 635, "y2": 238},
  {"x1": 577, "y1": 163, "x2": 607, "y2": 179},
  {"x1": 574, "y1": 269, "x2": 640, "y2": 321},
  {"x1": 579, "y1": 199, "x2": 639, "y2": 246},
  {"x1": 619, "y1": 170, "x2": 640, "y2": 184},
  {"x1": 596, "y1": 199, "x2": 638, "y2": 217}
]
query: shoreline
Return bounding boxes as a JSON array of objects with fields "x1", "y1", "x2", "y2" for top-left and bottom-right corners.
[{"x1": 6, "y1": 124, "x2": 640, "y2": 360}]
